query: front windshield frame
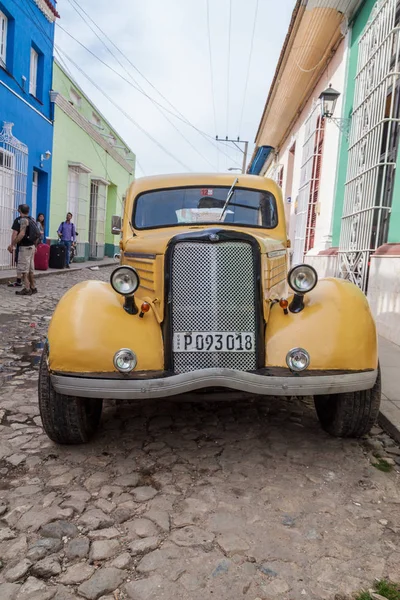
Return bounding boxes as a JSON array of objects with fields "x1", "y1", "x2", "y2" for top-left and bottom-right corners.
[{"x1": 132, "y1": 185, "x2": 279, "y2": 231}]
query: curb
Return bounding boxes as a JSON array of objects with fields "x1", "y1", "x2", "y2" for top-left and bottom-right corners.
[
  {"x1": 378, "y1": 400, "x2": 400, "y2": 445},
  {"x1": 0, "y1": 260, "x2": 116, "y2": 285}
]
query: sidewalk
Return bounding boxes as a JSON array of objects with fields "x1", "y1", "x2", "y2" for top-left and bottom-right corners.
[
  {"x1": 0, "y1": 257, "x2": 116, "y2": 285},
  {"x1": 378, "y1": 336, "x2": 400, "y2": 443}
]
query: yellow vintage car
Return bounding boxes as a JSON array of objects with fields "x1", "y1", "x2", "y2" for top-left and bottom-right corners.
[{"x1": 39, "y1": 173, "x2": 380, "y2": 444}]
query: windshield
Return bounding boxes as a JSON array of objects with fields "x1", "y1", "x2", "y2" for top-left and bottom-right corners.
[{"x1": 133, "y1": 186, "x2": 278, "y2": 230}]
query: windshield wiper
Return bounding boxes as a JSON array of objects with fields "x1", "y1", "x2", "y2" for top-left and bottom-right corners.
[{"x1": 219, "y1": 177, "x2": 239, "y2": 221}]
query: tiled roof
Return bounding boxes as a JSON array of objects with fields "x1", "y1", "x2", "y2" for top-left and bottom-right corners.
[{"x1": 43, "y1": 0, "x2": 60, "y2": 18}]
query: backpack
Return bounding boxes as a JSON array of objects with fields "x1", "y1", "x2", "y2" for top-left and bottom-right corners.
[{"x1": 25, "y1": 217, "x2": 41, "y2": 246}]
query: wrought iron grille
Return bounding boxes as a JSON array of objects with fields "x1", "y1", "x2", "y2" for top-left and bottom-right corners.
[
  {"x1": 171, "y1": 241, "x2": 257, "y2": 374},
  {"x1": 0, "y1": 122, "x2": 28, "y2": 269},
  {"x1": 67, "y1": 166, "x2": 89, "y2": 259},
  {"x1": 338, "y1": 0, "x2": 400, "y2": 291},
  {"x1": 293, "y1": 102, "x2": 325, "y2": 264},
  {"x1": 89, "y1": 181, "x2": 107, "y2": 259}
]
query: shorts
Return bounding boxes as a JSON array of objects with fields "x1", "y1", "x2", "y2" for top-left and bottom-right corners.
[{"x1": 17, "y1": 246, "x2": 35, "y2": 275}]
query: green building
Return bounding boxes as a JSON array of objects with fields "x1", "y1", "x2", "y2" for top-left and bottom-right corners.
[
  {"x1": 50, "y1": 61, "x2": 135, "y2": 260},
  {"x1": 331, "y1": 0, "x2": 400, "y2": 346}
]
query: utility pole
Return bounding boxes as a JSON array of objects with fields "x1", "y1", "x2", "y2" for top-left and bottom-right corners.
[{"x1": 215, "y1": 136, "x2": 249, "y2": 174}]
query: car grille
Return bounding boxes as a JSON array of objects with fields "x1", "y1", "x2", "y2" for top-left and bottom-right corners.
[{"x1": 171, "y1": 241, "x2": 257, "y2": 374}]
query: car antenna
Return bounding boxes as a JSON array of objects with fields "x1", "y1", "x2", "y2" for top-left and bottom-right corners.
[{"x1": 219, "y1": 177, "x2": 239, "y2": 221}]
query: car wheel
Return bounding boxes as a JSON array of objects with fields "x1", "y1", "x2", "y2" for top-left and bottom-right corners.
[
  {"x1": 38, "y1": 348, "x2": 103, "y2": 444},
  {"x1": 314, "y1": 366, "x2": 381, "y2": 438}
]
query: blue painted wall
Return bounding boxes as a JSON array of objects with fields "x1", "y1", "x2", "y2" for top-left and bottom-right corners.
[{"x1": 0, "y1": 0, "x2": 57, "y2": 234}]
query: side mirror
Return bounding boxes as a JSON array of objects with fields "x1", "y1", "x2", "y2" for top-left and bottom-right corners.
[{"x1": 111, "y1": 215, "x2": 122, "y2": 235}]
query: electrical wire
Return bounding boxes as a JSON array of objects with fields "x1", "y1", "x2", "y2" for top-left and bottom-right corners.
[
  {"x1": 56, "y1": 3, "x2": 241, "y2": 168},
  {"x1": 65, "y1": 0, "x2": 217, "y2": 171},
  {"x1": 56, "y1": 22, "x2": 241, "y2": 167},
  {"x1": 205, "y1": 0, "x2": 219, "y2": 169},
  {"x1": 238, "y1": 0, "x2": 259, "y2": 136},
  {"x1": 19, "y1": 0, "x2": 191, "y2": 171},
  {"x1": 55, "y1": 47, "x2": 192, "y2": 172},
  {"x1": 17, "y1": 0, "x2": 241, "y2": 170},
  {"x1": 226, "y1": 0, "x2": 232, "y2": 136}
]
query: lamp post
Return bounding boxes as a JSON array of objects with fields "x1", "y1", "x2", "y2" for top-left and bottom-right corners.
[{"x1": 319, "y1": 84, "x2": 351, "y2": 140}]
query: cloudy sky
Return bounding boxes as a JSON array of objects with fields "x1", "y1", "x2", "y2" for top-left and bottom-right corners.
[{"x1": 55, "y1": 0, "x2": 295, "y2": 176}]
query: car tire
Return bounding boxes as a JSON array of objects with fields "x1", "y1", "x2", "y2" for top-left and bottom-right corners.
[
  {"x1": 314, "y1": 366, "x2": 381, "y2": 438},
  {"x1": 38, "y1": 348, "x2": 103, "y2": 444}
]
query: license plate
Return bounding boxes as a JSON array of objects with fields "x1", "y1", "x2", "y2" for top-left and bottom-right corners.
[{"x1": 173, "y1": 332, "x2": 255, "y2": 353}]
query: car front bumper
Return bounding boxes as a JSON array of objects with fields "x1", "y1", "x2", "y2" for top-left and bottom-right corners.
[{"x1": 50, "y1": 368, "x2": 378, "y2": 400}]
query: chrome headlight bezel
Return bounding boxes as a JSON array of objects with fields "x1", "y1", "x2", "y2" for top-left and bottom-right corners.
[
  {"x1": 110, "y1": 266, "x2": 140, "y2": 296},
  {"x1": 286, "y1": 347, "x2": 310, "y2": 372},
  {"x1": 113, "y1": 348, "x2": 137, "y2": 373},
  {"x1": 287, "y1": 264, "x2": 318, "y2": 295}
]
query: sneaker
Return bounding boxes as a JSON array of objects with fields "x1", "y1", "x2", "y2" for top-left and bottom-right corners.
[
  {"x1": 31, "y1": 288, "x2": 38, "y2": 295},
  {"x1": 16, "y1": 288, "x2": 32, "y2": 296},
  {"x1": 8, "y1": 281, "x2": 22, "y2": 287},
  {"x1": 66, "y1": 265, "x2": 70, "y2": 269}
]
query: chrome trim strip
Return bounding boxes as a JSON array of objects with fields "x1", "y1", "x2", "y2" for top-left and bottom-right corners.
[
  {"x1": 51, "y1": 369, "x2": 378, "y2": 400},
  {"x1": 124, "y1": 252, "x2": 157, "y2": 259}
]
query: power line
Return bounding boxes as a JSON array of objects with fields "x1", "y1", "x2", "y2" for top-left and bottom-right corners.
[
  {"x1": 56, "y1": 47, "x2": 192, "y2": 172},
  {"x1": 226, "y1": 0, "x2": 232, "y2": 135},
  {"x1": 55, "y1": 7, "x2": 241, "y2": 168},
  {"x1": 205, "y1": 0, "x2": 218, "y2": 141},
  {"x1": 65, "y1": 0, "x2": 217, "y2": 171},
  {"x1": 56, "y1": 23, "x2": 241, "y2": 168},
  {"x1": 18, "y1": 0, "x2": 241, "y2": 170},
  {"x1": 238, "y1": 0, "x2": 259, "y2": 136},
  {"x1": 17, "y1": 0, "x2": 192, "y2": 171}
]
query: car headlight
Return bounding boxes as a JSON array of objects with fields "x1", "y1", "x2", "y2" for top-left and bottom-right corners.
[
  {"x1": 114, "y1": 348, "x2": 137, "y2": 373},
  {"x1": 288, "y1": 264, "x2": 318, "y2": 294},
  {"x1": 286, "y1": 348, "x2": 310, "y2": 372},
  {"x1": 110, "y1": 266, "x2": 140, "y2": 296}
]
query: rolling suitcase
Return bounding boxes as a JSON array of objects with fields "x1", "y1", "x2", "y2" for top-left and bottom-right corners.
[
  {"x1": 34, "y1": 243, "x2": 50, "y2": 271},
  {"x1": 49, "y1": 244, "x2": 66, "y2": 269}
]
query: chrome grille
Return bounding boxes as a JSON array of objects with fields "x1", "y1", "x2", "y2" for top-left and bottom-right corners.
[{"x1": 171, "y1": 241, "x2": 257, "y2": 373}]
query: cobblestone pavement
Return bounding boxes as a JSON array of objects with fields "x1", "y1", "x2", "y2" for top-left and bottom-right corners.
[{"x1": 0, "y1": 268, "x2": 400, "y2": 600}]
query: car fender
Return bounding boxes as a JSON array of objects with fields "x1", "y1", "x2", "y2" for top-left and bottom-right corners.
[
  {"x1": 47, "y1": 281, "x2": 164, "y2": 373},
  {"x1": 265, "y1": 278, "x2": 378, "y2": 370}
]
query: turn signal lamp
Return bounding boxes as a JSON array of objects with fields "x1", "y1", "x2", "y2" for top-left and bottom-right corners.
[{"x1": 139, "y1": 302, "x2": 151, "y2": 318}]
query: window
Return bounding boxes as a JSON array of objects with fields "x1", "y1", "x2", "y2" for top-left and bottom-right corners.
[
  {"x1": 29, "y1": 47, "x2": 38, "y2": 96},
  {"x1": 0, "y1": 10, "x2": 7, "y2": 68},
  {"x1": 70, "y1": 88, "x2": 81, "y2": 107},
  {"x1": 134, "y1": 187, "x2": 278, "y2": 230}
]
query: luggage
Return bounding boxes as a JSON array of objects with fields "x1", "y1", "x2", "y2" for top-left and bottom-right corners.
[
  {"x1": 49, "y1": 244, "x2": 66, "y2": 269},
  {"x1": 34, "y1": 243, "x2": 50, "y2": 271}
]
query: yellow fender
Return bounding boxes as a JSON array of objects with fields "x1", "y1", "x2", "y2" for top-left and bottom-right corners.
[
  {"x1": 48, "y1": 281, "x2": 164, "y2": 373},
  {"x1": 266, "y1": 278, "x2": 378, "y2": 371}
]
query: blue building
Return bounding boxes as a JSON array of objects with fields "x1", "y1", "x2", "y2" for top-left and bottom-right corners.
[{"x1": 0, "y1": 0, "x2": 58, "y2": 267}]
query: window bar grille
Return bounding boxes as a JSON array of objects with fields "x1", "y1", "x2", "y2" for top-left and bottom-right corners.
[
  {"x1": 338, "y1": 0, "x2": 400, "y2": 291},
  {"x1": 0, "y1": 123, "x2": 28, "y2": 269}
]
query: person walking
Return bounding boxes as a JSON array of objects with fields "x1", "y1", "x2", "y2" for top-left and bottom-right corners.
[
  {"x1": 57, "y1": 212, "x2": 76, "y2": 268},
  {"x1": 37, "y1": 213, "x2": 45, "y2": 243},
  {"x1": 7, "y1": 204, "x2": 40, "y2": 296}
]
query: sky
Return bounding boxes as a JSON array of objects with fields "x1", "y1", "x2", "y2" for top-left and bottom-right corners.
[{"x1": 55, "y1": 0, "x2": 296, "y2": 177}]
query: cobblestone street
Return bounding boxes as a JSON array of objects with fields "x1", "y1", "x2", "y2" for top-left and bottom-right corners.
[{"x1": 0, "y1": 268, "x2": 399, "y2": 600}]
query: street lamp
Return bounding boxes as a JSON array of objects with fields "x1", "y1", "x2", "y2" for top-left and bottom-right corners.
[
  {"x1": 319, "y1": 84, "x2": 340, "y2": 118},
  {"x1": 319, "y1": 84, "x2": 350, "y2": 140}
]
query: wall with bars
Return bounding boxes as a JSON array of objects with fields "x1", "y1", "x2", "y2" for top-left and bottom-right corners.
[
  {"x1": 50, "y1": 103, "x2": 133, "y2": 259},
  {"x1": 331, "y1": 0, "x2": 377, "y2": 246},
  {"x1": 0, "y1": 0, "x2": 55, "y2": 226}
]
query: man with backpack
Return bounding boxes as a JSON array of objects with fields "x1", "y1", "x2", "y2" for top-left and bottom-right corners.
[
  {"x1": 57, "y1": 212, "x2": 76, "y2": 268},
  {"x1": 7, "y1": 204, "x2": 40, "y2": 296}
]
